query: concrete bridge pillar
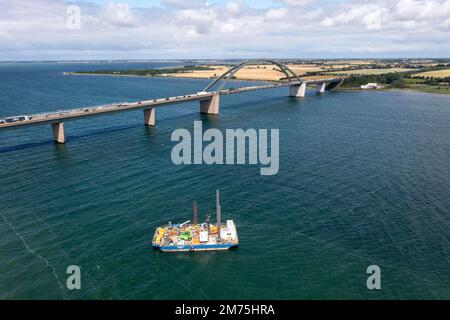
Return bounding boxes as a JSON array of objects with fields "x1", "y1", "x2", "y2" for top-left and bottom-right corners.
[
  {"x1": 289, "y1": 83, "x2": 306, "y2": 98},
  {"x1": 52, "y1": 122, "x2": 65, "y2": 144},
  {"x1": 316, "y1": 83, "x2": 326, "y2": 94},
  {"x1": 144, "y1": 108, "x2": 155, "y2": 126},
  {"x1": 200, "y1": 94, "x2": 220, "y2": 115}
]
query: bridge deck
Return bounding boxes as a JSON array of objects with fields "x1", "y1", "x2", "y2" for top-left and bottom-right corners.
[{"x1": 0, "y1": 78, "x2": 341, "y2": 129}]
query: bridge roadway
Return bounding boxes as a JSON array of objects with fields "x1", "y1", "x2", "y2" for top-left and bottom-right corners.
[
  {"x1": 0, "y1": 77, "x2": 342, "y2": 143},
  {"x1": 0, "y1": 78, "x2": 341, "y2": 129}
]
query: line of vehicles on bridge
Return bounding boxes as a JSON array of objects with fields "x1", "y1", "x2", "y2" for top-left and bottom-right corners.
[
  {"x1": 0, "y1": 87, "x2": 284, "y2": 126},
  {"x1": 0, "y1": 92, "x2": 216, "y2": 125},
  {"x1": 0, "y1": 103, "x2": 129, "y2": 125}
]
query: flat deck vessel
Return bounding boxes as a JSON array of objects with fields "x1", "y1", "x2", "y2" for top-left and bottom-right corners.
[{"x1": 152, "y1": 190, "x2": 238, "y2": 252}]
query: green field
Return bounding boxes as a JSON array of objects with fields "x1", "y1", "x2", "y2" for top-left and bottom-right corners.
[
  {"x1": 330, "y1": 68, "x2": 417, "y2": 75},
  {"x1": 406, "y1": 84, "x2": 450, "y2": 94}
]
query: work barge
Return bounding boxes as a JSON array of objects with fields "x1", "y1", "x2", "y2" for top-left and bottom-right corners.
[{"x1": 152, "y1": 190, "x2": 239, "y2": 252}]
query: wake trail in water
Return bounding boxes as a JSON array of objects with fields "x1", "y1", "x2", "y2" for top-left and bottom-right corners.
[
  {"x1": 0, "y1": 212, "x2": 66, "y2": 298},
  {"x1": 28, "y1": 173, "x2": 105, "y2": 299}
]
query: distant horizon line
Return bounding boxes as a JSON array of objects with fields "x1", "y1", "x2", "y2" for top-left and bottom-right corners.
[{"x1": 1, "y1": 58, "x2": 450, "y2": 63}]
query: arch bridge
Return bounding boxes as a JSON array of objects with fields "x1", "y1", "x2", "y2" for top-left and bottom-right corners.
[{"x1": 0, "y1": 59, "x2": 343, "y2": 144}]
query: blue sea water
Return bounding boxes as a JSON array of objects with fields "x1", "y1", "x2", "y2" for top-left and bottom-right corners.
[{"x1": 0, "y1": 62, "x2": 449, "y2": 299}]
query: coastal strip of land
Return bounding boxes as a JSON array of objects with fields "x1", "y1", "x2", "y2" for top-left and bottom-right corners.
[{"x1": 69, "y1": 60, "x2": 450, "y2": 95}]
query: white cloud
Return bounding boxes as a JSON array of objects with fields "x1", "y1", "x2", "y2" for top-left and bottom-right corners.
[
  {"x1": 278, "y1": 0, "x2": 316, "y2": 6},
  {"x1": 395, "y1": 0, "x2": 450, "y2": 21},
  {"x1": 220, "y1": 21, "x2": 243, "y2": 33},
  {"x1": 323, "y1": 5, "x2": 376, "y2": 26},
  {"x1": 226, "y1": 0, "x2": 245, "y2": 15},
  {"x1": 321, "y1": 17, "x2": 335, "y2": 27},
  {"x1": 265, "y1": 8, "x2": 288, "y2": 20},
  {"x1": 0, "y1": 31, "x2": 12, "y2": 39},
  {"x1": 321, "y1": 0, "x2": 450, "y2": 32},
  {"x1": 0, "y1": 0, "x2": 449, "y2": 60},
  {"x1": 362, "y1": 8, "x2": 389, "y2": 30},
  {"x1": 162, "y1": 0, "x2": 206, "y2": 9},
  {"x1": 176, "y1": 8, "x2": 218, "y2": 34},
  {"x1": 102, "y1": 2, "x2": 136, "y2": 27}
]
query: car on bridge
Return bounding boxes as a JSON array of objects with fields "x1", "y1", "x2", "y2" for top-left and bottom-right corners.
[
  {"x1": 5, "y1": 115, "x2": 32, "y2": 123},
  {"x1": 4, "y1": 117, "x2": 21, "y2": 123}
]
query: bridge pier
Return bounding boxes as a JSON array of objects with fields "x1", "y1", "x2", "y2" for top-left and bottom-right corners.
[
  {"x1": 200, "y1": 94, "x2": 220, "y2": 115},
  {"x1": 144, "y1": 108, "x2": 155, "y2": 126},
  {"x1": 289, "y1": 83, "x2": 306, "y2": 98},
  {"x1": 52, "y1": 122, "x2": 65, "y2": 144},
  {"x1": 316, "y1": 83, "x2": 326, "y2": 94}
]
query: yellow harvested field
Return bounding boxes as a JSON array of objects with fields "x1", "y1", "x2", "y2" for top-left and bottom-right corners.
[
  {"x1": 413, "y1": 69, "x2": 450, "y2": 78},
  {"x1": 289, "y1": 63, "x2": 318, "y2": 68},
  {"x1": 330, "y1": 68, "x2": 416, "y2": 75},
  {"x1": 235, "y1": 64, "x2": 288, "y2": 81},
  {"x1": 235, "y1": 67, "x2": 284, "y2": 81},
  {"x1": 169, "y1": 64, "x2": 328, "y2": 81},
  {"x1": 169, "y1": 65, "x2": 285, "y2": 81},
  {"x1": 343, "y1": 60, "x2": 377, "y2": 65},
  {"x1": 286, "y1": 64, "x2": 325, "y2": 75},
  {"x1": 170, "y1": 66, "x2": 228, "y2": 79}
]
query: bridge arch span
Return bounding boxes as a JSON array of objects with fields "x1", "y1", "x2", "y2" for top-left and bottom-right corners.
[{"x1": 203, "y1": 59, "x2": 303, "y2": 92}]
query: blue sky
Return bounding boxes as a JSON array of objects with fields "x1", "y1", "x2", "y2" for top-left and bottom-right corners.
[{"x1": 1, "y1": 0, "x2": 450, "y2": 60}]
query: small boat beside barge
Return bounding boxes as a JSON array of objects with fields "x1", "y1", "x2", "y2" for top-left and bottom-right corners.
[{"x1": 152, "y1": 190, "x2": 238, "y2": 252}]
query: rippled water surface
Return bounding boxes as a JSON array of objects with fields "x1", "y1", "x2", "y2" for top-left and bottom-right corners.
[{"x1": 0, "y1": 62, "x2": 449, "y2": 299}]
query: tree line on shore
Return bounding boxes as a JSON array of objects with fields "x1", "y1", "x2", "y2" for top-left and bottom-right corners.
[{"x1": 74, "y1": 65, "x2": 214, "y2": 76}]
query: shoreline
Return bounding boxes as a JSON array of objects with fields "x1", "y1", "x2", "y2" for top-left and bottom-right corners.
[
  {"x1": 66, "y1": 72, "x2": 450, "y2": 96},
  {"x1": 65, "y1": 72, "x2": 283, "y2": 83},
  {"x1": 337, "y1": 87, "x2": 450, "y2": 95},
  {"x1": 67, "y1": 71, "x2": 338, "y2": 83},
  {"x1": 65, "y1": 72, "x2": 156, "y2": 78}
]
